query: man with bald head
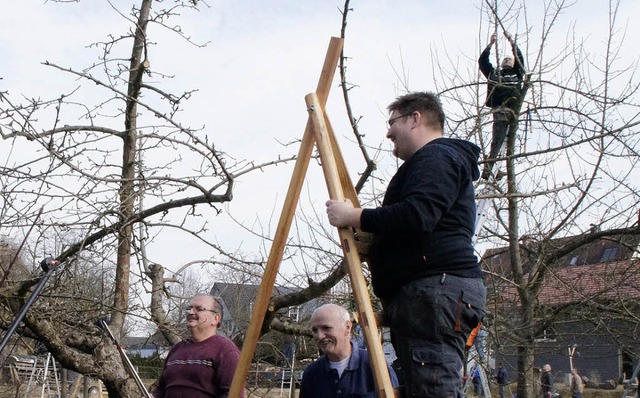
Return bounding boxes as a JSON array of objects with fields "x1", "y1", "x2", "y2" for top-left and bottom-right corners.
[
  {"x1": 299, "y1": 303, "x2": 398, "y2": 397},
  {"x1": 153, "y1": 294, "x2": 243, "y2": 398}
]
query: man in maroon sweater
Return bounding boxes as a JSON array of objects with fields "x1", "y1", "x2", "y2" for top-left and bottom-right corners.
[{"x1": 153, "y1": 294, "x2": 243, "y2": 398}]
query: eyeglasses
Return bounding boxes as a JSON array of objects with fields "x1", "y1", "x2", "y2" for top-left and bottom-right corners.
[
  {"x1": 386, "y1": 113, "x2": 413, "y2": 128},
  {"x1": 186, "y1": 305, "x2": 218, "y2": 314}
]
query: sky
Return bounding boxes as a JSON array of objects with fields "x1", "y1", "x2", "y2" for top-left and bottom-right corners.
[{"x1": 1, "y1": 0, "x2": 639, "y2": 288}]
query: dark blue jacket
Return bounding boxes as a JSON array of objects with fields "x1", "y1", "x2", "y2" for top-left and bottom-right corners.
[
  {"x1": 299, "y1": 345, "x2": 398, "y2": 398},
  {"x1": 360, "y1": 138, "x2": 482, "y2": 300},
  {"x1": 497, "y1": 366, "x2": 507, "y2": 384},
  {"x1": 541, "y1": 371, "x2": 553, "y2": 394},
  {"x1": 479, "y1": 43, "x2": 525, "y2": 108}
]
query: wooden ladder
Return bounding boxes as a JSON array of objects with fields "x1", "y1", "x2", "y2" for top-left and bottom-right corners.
[{"x1": 228, "y1": 36, "x2": 396, "y2": 398}]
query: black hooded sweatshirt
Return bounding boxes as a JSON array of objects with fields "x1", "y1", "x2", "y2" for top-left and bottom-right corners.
[{"x1": 360, "y1": 138, "x2": 482, "y2": 300}]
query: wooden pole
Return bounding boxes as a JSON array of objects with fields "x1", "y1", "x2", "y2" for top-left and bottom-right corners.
[
  {"x1": 228, "y1": 37, "x2": 344, "y2": 398},
  {"x1": 326, "y1": 115, "x2": 360, "y2": 207},
  {"x1": 305, "y1": 92, "x2": 396, "y2": 398}
]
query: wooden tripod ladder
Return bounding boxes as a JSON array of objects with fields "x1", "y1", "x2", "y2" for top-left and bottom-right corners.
[{"x1": 228, "y1": 36, "x2": 396, "y2": 398}]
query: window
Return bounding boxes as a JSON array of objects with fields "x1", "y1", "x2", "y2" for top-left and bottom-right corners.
[
  {"x1": 534, "y1": 328, "x2": 557, "y2": 343},
  {"x1": 600, "y1": 247, "x2": 618, "y2": 262}
]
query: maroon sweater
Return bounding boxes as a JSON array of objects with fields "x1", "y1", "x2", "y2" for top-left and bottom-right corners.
[{"x1": 154, "y1": 334, "x2": 243, "y2": 398}]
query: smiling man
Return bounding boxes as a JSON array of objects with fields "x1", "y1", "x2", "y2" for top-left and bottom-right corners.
[
  {"x1": 326, "y1": 92, "x2": 486, "y2": 397},
  {"x1": 153, "y1": 294, "x2": 243, "y2": 398},
  {"x1": 299, "y1": 303, "x2": 398, "y2": 398}
]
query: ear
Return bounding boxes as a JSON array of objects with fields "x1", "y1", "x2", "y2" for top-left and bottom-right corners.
[
  {"x1": 211, "y1": 312, "x2": 222, "y2": 326},
  {"x1": 411, "y1": 111, "x2": 422, "y2": 127}
]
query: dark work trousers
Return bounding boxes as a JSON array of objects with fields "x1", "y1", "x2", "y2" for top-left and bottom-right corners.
[
  {"x1": 482, "y1": 107, "x2": 511, "y2": 179},
  {"x1": 498, "y1": 382, "x2": 506, "y2": 398},
  {"x1": 383, "y1": 274, "x2": 486, "y2": 398}
]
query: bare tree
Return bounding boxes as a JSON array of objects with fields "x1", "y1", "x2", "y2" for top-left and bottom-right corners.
[
  {"x1": 0, "y1": 1, "x2": 293, "y2": 396},
  {"x1": 429, "y1": 1, "x2": 640, "y2": 397}
]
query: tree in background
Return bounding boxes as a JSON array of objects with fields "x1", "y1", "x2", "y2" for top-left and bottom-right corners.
[
  {"x1": 428, "y1": 1, "x2": 640, "y2": 397},
  {"x1": 0, "y1": 0, "x2": 293, "y2": 396}
]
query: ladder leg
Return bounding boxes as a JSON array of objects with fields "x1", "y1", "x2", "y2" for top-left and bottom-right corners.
[
  {"x1": 25, "y1": 357, "x2": 38, "y2": 398},
  {"x1": 306, "y1": 92, "x2": 396, "y2": 398},
  {"x1": 227, "y1": 37, "x2": 345, "y2": 398},
  {"x1": 473, "y1": 197, "x2": 491, "y2": 245},
  {"x1": 40, "y1": 353, "x2": 50, "y2": 398},
  {"x1": 51, "y1": 354, "x2": 61, "y2": 396}
]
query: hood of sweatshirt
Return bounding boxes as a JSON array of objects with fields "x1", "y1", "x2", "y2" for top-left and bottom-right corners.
[{"x1": 432, "y1": 137, "x2": 481, "y2": 181}]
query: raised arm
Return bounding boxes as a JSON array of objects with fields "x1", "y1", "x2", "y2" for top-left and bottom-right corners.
[
  {"x1": 504, "y1": 31, "x2": 525, "y2": 75},
  {"x1": 478, "y1": 34, "x2": 496, "y2": 78}
]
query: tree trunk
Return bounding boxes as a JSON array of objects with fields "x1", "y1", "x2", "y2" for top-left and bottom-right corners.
[{"x1": 112, "y1": 0, "x2": 152, "y2": 334}]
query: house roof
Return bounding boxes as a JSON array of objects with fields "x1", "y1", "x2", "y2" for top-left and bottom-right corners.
[
  {"x1": 484, "y1": 232, "x2": 640, "y2": 306},
  {"x1": 210, "y1": 282, "x2": 324, "y2": 323},
  {"x1": 121, "y1": 334, "x2": 170, "y2": 349},
  {"x1": 523, "y1": 259, "x2": 640, "y2": 306},
  {"x1": 211, "y1": 282, "x2": 294, "y2": 301},
  {"x1": 210, "y1": 282, "x2": 296, "y2": 316},
  {"x1": 483, "y1": 233, "x2": 640, "y2": 270}
]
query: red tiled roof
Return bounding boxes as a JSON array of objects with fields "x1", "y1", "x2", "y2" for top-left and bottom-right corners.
[
  {"x1": 483, "y1": 233, "x2": 640, "y2": 306},
  {"x1": 538, "y1": 259, "x2": 640, "y2": 305},
  {"x1": 500, "y1": 259, "x2": 640, "y2": 306}
]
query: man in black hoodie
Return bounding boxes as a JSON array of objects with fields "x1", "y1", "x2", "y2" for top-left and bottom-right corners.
[
  {"x1": 479, "y1": 32, "x2": 525, "y2": 180},
  {"x1": 326, "y1": 91, "x2": 486, "y2": 397}
]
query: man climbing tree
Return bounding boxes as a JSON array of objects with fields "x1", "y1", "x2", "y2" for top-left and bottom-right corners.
[{"x1": 478, "y1": 31, "x2": 525, "y2": 180}]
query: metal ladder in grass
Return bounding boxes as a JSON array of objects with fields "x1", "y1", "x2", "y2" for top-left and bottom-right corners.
[{"x1": 24, "y1": 353, "x2": 61, "y2": 398}]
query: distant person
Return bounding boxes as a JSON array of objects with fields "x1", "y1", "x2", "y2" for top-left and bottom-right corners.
[
  {"x1": 326, "y1": 91, "x2": 486, "y2": 397},
  {"x1": 570, "y1": 368, "x2": 584, "y2": 398},
  {"x1": 471, "y1": 365, "x2": 483, "y2": 396},
  {"x1": 495, "y1": 363, "x2": 507, "y2": 398},
  {"x1": 299, "y1": 303, "x2": 399, "y2": 397},
  {"x1": 353, "y1": 314, "x2": 397, "y2": 367},
  {"x1": 478, "y1": 31, "x2": 525, "y2": 180},
  {"x1": 153, "y1": 294, "x2": 243, "y2": 398},
  {"x1": 351, "y1": 313, "x2": 366, "y2": 351},
  {"x1": 540, "y1": 364, "x2": 553, "y2": 398}
]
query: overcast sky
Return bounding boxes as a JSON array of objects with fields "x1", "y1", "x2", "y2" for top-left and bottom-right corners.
[{"x1": 2, "y1": 0, "x2": 638, "y2": 284}]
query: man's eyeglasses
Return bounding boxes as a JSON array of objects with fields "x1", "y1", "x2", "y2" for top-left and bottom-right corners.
[
  {"x1": 186, "y1": 305, "x2": 218, "y2": 314},
  {"x1": 386, "y1": 113, "x2": 413, "y2": 128}
]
